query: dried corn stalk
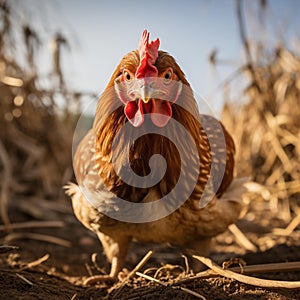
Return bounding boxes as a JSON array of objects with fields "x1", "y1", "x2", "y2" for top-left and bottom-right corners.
[
  {"x1": 220, "y1": 1, "x2": 300, "y2": 219},
  {"x1": 0, "y1": 2, "x2": 87, "y2": 228}
]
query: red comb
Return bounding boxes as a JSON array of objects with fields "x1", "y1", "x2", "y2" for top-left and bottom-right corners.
[{"x1": 136, "y1": 30, "x2": 160, "y2": 78}]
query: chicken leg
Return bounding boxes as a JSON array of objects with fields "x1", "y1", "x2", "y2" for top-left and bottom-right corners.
[{"x1": 84, "y1": 233, "x2": 131, "y2": 285}]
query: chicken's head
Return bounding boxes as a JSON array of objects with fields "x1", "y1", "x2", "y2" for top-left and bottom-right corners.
[{"x1": 114, "y1": 30, "x2": 183, "y2": 127}]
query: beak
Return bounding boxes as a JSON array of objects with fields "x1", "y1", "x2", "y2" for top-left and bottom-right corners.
[
  {"x1": 142, "y1": 97, "x2": 151, "y2": 103},
  {"x1": 136, "y1": 78, "x2": 156, "y2": 103}
]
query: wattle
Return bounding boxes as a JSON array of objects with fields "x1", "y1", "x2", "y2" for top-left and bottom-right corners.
[{"x1": 124, "y1": 99, "x2": 172, "y2": 127}]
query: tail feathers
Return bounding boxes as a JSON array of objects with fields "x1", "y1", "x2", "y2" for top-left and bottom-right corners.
[
  {"x1": 222, "y1": 177, "x2": 252, "y2": 202},
  {"x1": 63, "y1": 182, "x2": 80, "y2": 197},
  {"x1": 223, "y1": 177, "x2": 268, "y2": 201},
  {"x1": 220, "y1": 177, "x2": 267, "y2": 218}
]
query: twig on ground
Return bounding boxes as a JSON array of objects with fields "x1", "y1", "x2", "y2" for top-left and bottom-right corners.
[
  {"x1": 229, "y1": 261, "x2": 300, "y2": 274},
  {"x1": 222, "y1": 257, "x2": 246, "y2": 273},
  {"x1": 85, "y1": 262, "x2": 93, "y2": 277},
  {"x1": 273, "y1": 212, "x2": 300, "y2": 236},
  {"x1": 193, "y1": 255, "x2": 300, "y2": 289},
  {"x1": 228, "y1": 223, "x2": 258, "y2": 252},
  {"x1": 0, "y1": 245, "x2": 18, "y2": 253},
  {"x1": 111, "y1": 250, "x2": 154, "y2": 298},
  {"x1": 4, "y1": 232, "x2": 72, "y2": 247},
  {"x1": 169, "y1": 261, "x2": 300, "y2": 286},
  {"x1": 20, "y1": 254, "x2": 50, "y2": 271},
  {"x1": 0, "y1": 221, "x2": 65, "y2": 231},
  {"x1": 154, "y1": 264, "x2": 185, "y2": 279},
  {"x1": 136, "y1": 271, "x2": 207, "y2": 300},
  {"x1": 70, "y1": 294, "x2": 77, "y2": 300},
  {"x1": 182, "y1": 254, "x2": 190, "y2": 274},
  {"x1": 16, "y1": 273, "x2": 34, "y2": 286}
]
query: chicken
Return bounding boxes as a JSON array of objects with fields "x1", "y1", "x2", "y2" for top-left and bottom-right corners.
[{"x1": 65, "y1": 30, "x2": 249, "y2": 284}]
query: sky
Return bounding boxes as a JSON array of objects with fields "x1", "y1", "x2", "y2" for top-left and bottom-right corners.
[{"x1": 14, "y1": 0, "x2": 300, "y2": 114}]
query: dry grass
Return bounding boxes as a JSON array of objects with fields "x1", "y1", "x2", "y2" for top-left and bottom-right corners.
[
  {"x1": 0, "y1": 2, "x2": 87, "y2": 230},
  {"x1": 220, "y1": 0, "x2": 300, "y2": 222}
]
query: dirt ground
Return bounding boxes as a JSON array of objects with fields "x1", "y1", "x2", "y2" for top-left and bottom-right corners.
[{"x1": 0, "y1": 197, "x2": 300, "y2": 300}]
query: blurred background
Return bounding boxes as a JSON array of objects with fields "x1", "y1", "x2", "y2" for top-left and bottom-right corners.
[
  {"x1": 9, "y1": 0, "x2": 300, "y2": 110},
  {"x1": 0, "y1": 0, "x2": 300, "y2": 230}
]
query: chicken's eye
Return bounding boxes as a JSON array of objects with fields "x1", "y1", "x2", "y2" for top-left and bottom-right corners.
[
  {"x1": 163, "y1": 69, "x2": 173, "y2": 83},
  {"x1": 124, "y1": 71, "x2": 132, "y2": 82}
]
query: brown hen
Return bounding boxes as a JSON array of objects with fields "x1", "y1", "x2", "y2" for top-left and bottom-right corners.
[{"x1": 65, "y1": 30, "x2": 249, "y2": 284}]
